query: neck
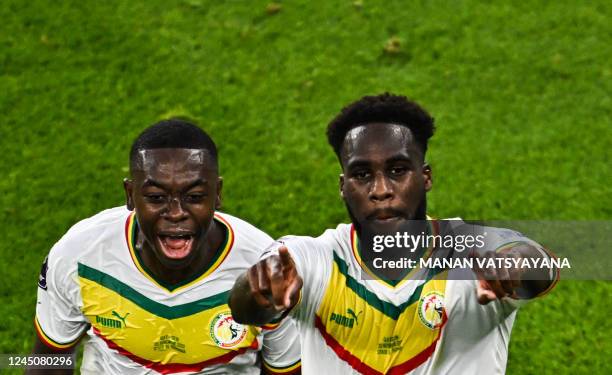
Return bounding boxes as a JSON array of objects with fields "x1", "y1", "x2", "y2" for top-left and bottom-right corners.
[{"x1": 357, "y1": 218, "x2": 432, "y2": 282}]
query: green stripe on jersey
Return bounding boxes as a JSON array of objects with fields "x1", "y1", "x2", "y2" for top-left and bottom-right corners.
[
  {"x1": 332, "y1": 252, "x2": 443, "y2": 320},
  {"x1": 77, "y1": 263, "x2": 229, "y2": 319}
]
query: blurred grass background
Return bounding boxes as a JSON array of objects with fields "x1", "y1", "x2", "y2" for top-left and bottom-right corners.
[{"x1": 0, "y1": 0, "x2": 610, "y2": 373}]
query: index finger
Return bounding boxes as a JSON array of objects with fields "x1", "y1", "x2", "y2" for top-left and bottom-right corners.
[
  {"x1": 278, "y1": 246, "x2": 294, "y2": 267},
  {"x1": 267, "y1": 257, "x2": 287, "y2": 310}
]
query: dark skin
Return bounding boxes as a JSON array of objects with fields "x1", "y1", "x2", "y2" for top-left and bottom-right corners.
[
  {"x1": 123, "y1": 148, "x2": 224, "y2": 285},
  {"x1": 340, "y1": 123, "x2": 431, "y2": 280},
  {"x1": 28, "y1": 148, "x2": 224, "y2": 374},
  {"x1": 340, "y1": 123, "x2": 431, "y2": 226},
  {"x1": 230, "y1": 123, "x2": 553, "y2": 325}
]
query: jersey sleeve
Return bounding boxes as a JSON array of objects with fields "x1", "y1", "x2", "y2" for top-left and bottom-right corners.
[
  {"x1": 268, "y1": 235, "x2": 333, "y2": 325},
  {"x1": 482, "y1": 225, "x2": 558, "y2": 300},
  {"x1": 448, "y1": 221, "x2": 559, "y2": 308},
  {"x1": 35, "y1": 239, "x2": 88, "y2": 349},
  {"x1": 260, "y1": 317, "x2": 301, "y2": 374}
]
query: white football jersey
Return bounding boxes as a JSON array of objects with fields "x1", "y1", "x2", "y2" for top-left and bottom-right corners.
[
  {"x1": 273, "y1": 219, "x2": 554, "y2": 375},
  {"x1": 35, "y1": 206, "x2": 300, "y2": 374}
]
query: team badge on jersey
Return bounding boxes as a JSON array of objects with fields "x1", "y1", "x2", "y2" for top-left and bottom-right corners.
[
  {"x1": 38, "y1": 256, "x2": 48, "y2": 290},
  {"x1": 418, "y1": 291, "x2": 446, "y2": 329},
  {"x1": 209, "y1": 312, "x2": 247, "y2": 348}
]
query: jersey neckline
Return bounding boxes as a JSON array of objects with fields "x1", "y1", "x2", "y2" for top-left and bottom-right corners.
[
  {"x1": 124, "y1": 212, "x2": 234, "y2": 293},
  {"x1": 350, "y1": 216, "x2": 439, "y2": 289}
]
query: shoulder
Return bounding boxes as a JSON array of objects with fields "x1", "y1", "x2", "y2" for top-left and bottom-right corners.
[
  {"x1": 41, "y1": 206, "x2": 130, "y2": 293},
  {"x1": 48, "y1": 206, "x2": 131, "y2": 267},
  {"x1": 214, "y1": 211, "x2": 274, "y2": 263},
  {"x1": 215, "y1": 211, "x2": 272, "y2": 243},
  {"x1": 273, "y1": 223, "x2": 353, "y2": 276},
  {"x1": 214, "y1": 210, "x2": 268, "y2": 234},
  {"x1": 279, "y1": 223, "x2": 352, "y2": 251}
]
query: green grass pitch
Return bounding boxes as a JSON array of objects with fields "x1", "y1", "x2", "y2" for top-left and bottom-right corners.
[{"x1": 0, "y1": 1, "x2": 610, "y2": 374}]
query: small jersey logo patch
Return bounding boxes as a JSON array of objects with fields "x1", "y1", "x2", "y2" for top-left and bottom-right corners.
[
  {"x1": 418, "y1": 291, "x2": 446, "y2": 329},
  {"x1": 330, "y1": 308, "x2": 363, "y2": 328},
  {"x1": 153, "y1": 335, "x2": 186, "y2": 353},
  {"x1": 209, "y1": 312, "x2": 247, "y2": 348},
  {"x1": 38, "y1": 256, "x2": 48, "y2": 290}
]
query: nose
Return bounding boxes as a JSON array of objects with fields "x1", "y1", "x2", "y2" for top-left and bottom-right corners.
[
  {"x1": 162, "y1": 197, "x2": 188, "y2": 222},
  {"x1": 369, "y1": 172, "x2": 393, "y2": 201}
]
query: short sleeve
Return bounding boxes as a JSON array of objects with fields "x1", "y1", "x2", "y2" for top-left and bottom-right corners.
[
  {"x1": 479, "y1": 225, "x2": 559, "y2": 299},
  {"x1": 35, "y1": 241, "x2": 88, "y2": 349},
  {"x1": 275, "y1": 235, "x2": 333, "y2": 325},
  {"x1": 260, "y1": 317, "x2": 301, "y2": 374},
  {"x1": 446, "y1": 221, "x2": 559, "y2": 306}
]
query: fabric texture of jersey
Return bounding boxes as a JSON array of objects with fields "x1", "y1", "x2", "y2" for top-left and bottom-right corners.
[
  {"x1": 274, "y1": 219, "x2": 551, "y2": 375},
  {"x1": 35, "y1": 206, "x2": 300, "y2": 374}
]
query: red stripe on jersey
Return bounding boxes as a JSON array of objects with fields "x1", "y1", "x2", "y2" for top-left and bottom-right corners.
[
  {"x1": 315, "y1": 315, "x2": 383, "y2": 375},
  {"x1": 93, "y1": 327, "x2": 258, "y2": 374},
  {"x1": 314, "y1": 315, "x2": 441, "y2": 375}
]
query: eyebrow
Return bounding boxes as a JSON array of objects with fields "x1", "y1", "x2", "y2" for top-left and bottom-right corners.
[
  {"x1": 345, "y1": 159, "x2": 370, "y2": 169},
  {"x1": 386, "y1": 155, "x2": 413, "y2": 164},
  {"x1": 346, "y1": 154, "x2": 412, "y2": 168},
  {"x1": 141, "y1": 178, "x2": 208, "y2": 191},
  {"x1": 142, "y1": 179, "x2": 167, "y2": 190},
  {"x1": 183, "y1": 179, "x2": 208, "y2": 191}
]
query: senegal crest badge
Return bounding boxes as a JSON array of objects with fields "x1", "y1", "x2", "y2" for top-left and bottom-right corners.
[
  {"x1": 209, "y1": 312, "x2": 247, "y2": 348},
  {"x1": 418, "y1": 291, "x2": 446, "y2": 329}
]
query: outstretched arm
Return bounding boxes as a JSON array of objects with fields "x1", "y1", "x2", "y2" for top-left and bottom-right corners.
[
  {"x1": 230, "y1": 247, "x2": 303, "y2": 325},
  {"x1": 472, "y1": 242, "x2": 558, "y2": 305}
]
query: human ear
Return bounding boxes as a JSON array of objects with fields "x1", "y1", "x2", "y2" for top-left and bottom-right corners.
[
  {"x1": 215, "y1": 177, "x2": 223, "y2": 210},
  {"x1": 423, "y1": 164, "x2": 433, "y2": 192},
  {"x1": 123, "y1": 178, "x2": 135, "y2": 210}
]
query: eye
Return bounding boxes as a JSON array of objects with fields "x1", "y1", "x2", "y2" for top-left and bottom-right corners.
[
  {"x1": 389, "y1": 166, "x2": 408, "y2": 176},
  {"x1": 184, "y1": 193, "x2": 206, "y2": 203},
  {"x1": 352, "y1": 170, "x2": 371, "y2": 180},
  {"x1": 145, "y1": 194, "x2": 166, "y2": 203}
]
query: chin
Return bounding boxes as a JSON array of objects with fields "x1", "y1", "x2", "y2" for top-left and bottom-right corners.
[
  {"x1": 365, "y1": 218, "x2": 429, "y2": 235},
  {"x1": 362, "y1": 220, "x2": 404, "y2": 236},
  {"x1": 154, "y1": 245, "x2": 198, "y2": 270},
  {"x1": 157, "y1": 253, "x2": 195, "y2": 270}
]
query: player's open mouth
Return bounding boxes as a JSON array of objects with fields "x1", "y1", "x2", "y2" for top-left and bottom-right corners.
[{"x1": 157, "y1": 234, "x2": 194, "y2": 259}]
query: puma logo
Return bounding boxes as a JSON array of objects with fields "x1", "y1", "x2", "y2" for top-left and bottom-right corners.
[
  {"x1": 330, "y1": 308, "x2": 363, "y2": 329},
  {"x1": 112, "y1": 311, "x2": 130, "y2": 327},
  {"x1": 347, "y1": 308, "x2": 363, "y2": 325}
]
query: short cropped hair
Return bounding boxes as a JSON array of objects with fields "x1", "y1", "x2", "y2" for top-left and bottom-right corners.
[
  {"x1": 326, "y1": 93, "x2": 435, "y2": 157},
  {"x1": 129, "y1": 118, "x2": 218, "y2": 169}
]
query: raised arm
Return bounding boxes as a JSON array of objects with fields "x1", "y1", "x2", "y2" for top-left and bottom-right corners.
[{"x1": 229, "y1": 247, "x2": 303, "y2": 325}]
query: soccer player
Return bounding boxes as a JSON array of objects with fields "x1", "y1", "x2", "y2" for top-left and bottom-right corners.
[
  {"x1": 229, "y1": 94, "x2": 558, "y2": 374},
  {"x1": 28, "y1": 120, "x2": 300, "y2": 374}
]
